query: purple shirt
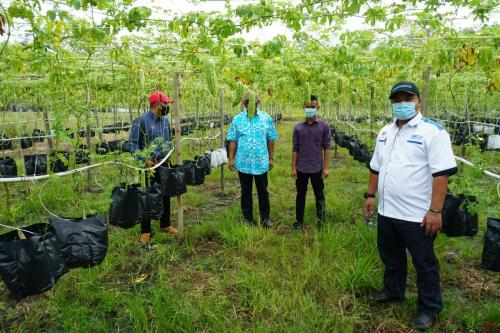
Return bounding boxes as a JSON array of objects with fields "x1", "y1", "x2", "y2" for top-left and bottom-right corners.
[{"x1": 293, "y1": 119, "x2": 331, "y2": 173}]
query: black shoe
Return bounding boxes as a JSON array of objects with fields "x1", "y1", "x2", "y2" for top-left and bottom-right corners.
[
  {"x1": 244, "y1": 218, "x2": 256, "y2": 227},
  {"x1": 372, "y1": 290, "x2": 404, "y2": 303},
  {"x1": 293, "y1": 221, "x2": 304, "y2": 230},
  {"x1": 262, "y1": 218, "x2": 272, "y2": 228},
  {"x1": 409, "y1": 313, "x2": 437, "y2": 331}
]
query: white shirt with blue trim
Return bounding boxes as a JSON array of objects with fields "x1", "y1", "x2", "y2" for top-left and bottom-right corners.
[{"x1": 369, "y1": 112, "x2": 457, "y2": 223}]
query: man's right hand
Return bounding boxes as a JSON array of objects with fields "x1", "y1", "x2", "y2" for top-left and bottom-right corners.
[
  {"x1": 364, "y1": 198, "x2": 376, "y2": 219},
  {"x1": 228, "y1": 159, "x2": 236, "y2": 172},
  {"x1": 291, "y1": 168, "x2": 297, "y2": 179}
]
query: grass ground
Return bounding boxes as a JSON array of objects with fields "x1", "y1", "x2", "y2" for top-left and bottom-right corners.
[{"x1": 0, "y1": 119, "x2": 499, "y2": 333}]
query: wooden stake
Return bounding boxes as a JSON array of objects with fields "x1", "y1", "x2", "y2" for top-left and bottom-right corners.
[
  {"x1": 219, "y1": 87, "x2": 225, "y2": 193},
  {"x1": 173, "y1": 72, "x2": 184, "y2": 233}
]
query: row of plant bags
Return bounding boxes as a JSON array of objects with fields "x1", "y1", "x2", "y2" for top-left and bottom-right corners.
[
  {"x1": 0, "y1": 157, "x2": 17, "y2": 177},
  {"x1": 482, "y1": 218, "x2": 500, "y2": 272},
  {"x1": 0, "y1": 135, "x2": 35, "y2": 150},
  {"x1": 0, "y1": 224, "x2": 68, "y2": 300},
  {"x1": 48, "y1": 215, "x2": 108, "y2": 269},
  {"x1": 441, "y1": 193, "x2": 478, "y2": 237},
  {"x1": 109, "y1": 183, "x2": 164, "y2": 229},
  {"x1": 96, "y1": 140, "x2": 129, "y2": 155}
]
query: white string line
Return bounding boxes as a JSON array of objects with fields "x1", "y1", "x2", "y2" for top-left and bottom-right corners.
[
  {"x1": 0, "y1": 223, "x2": 37, "y2": 235},
  {"x1": 181, "y1": 132, "x2": 221, "y2": 142},
  {"x1": 0, "y1": 146, "x2": 175, "y2": 183}
]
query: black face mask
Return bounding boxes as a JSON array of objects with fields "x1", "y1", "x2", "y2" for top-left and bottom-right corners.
[{"x1": 160, "y1": 105, "x2": 169, "y2": 116}]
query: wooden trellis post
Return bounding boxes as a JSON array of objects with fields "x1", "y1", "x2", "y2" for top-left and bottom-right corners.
[
  {"x1": 219, "y1": 87, "x2": 225, "y2": 193},
  {"x1": 173, "y1": 72, "x2": 184, "y2": 232}
]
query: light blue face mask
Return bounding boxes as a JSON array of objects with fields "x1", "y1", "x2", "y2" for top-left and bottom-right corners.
[
  {"x1": 392, "y1": 102, "x2": 417, "y2": 120},
  {"x1": 305, "y1": 108, "x2": 317, "y2": 118}
]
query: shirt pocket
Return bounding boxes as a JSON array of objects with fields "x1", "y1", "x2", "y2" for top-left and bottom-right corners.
[{"x1": 403, "y1": 136, "x2": 426, "y2": 162}]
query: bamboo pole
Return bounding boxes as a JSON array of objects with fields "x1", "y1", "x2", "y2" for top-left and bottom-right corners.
[{"x1": 173, "y1": 72, "x2": 184, "y2": 233}]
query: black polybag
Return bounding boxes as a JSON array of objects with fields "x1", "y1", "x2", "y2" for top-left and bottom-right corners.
[
  {"x1": 183, "y1": 160, "x2": 205, "y2": 186},
  {"x1": 0, "y1": 136, "x2": 13, "y2": 150},
  {"x1": 109, "y1": 183, "x2": 146, "y2": 229},
  {"x1": 24, "y1": 154, "x2": 48, "y2": 176},
  {"x1": 0, "y1": 223, "x2": 68, "y2": 300},
  {"x1": 145, "y1": 182, "x2": 163, "y2": 220},
  {"x1": 158, "y1": 165, "x2": 187, "y2": 197},
  {"x1": 481, "y1": 218, "x2": 500, "y2": 272},
  {"x1": 75, "y1": 145, "x2": 90, "y2": 164},
  {"x1": 50, "y1": 151, "x2": 70, "y2": 173},
  {"x1": 0, "y1": 157, "x2": 17, "y2": 177},
  {"x1": 196, "y1": 153, "x2": 211, "y2": 176},
  {"x1": 442, "y1": 194, "x2": 478, "y2": 237},
  {"x1": 49, "y1": 215, "x2": 108, "y2": 269},
  {"x1": 32, "y1": 129, "x2": 45, "y2": 143},
  {"x1": 20, "y1": 136, "x2": 32, "y2": 149}
]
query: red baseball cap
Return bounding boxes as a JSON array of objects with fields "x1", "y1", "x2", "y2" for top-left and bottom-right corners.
[{"x1": 149, "y1": 91, "x2": 174, "y2": 104}]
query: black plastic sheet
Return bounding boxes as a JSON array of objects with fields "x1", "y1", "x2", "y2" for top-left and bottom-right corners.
[
  {"x1": 0, "y1": 223, "x2": 68, "y2": 300},
  {"x1": 481, "y1": 217, "x2": 500, "y2": 272},
  {"x1": 0, "y1": 157, "x2": 17, "y2": 177},
  {"x1": 49, "y1": 215, "x2": 108, "y2": 269},
  {"x1": 24, "y1": 154, "x2": 48, "y2": 176}
]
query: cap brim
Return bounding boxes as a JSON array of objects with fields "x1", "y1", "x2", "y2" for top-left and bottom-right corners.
[{"x1": 388, "y1": 90, "x2": 418, "y2": 99}]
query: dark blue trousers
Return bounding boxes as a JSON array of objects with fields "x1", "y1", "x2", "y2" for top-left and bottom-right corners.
[{"x1": 377, "y1": 214, "x2": 443, "y2": 317}]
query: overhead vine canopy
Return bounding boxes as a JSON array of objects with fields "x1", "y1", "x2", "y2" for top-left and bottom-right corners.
[{"x1": 0, "y1": 0, "x2": 498, "y2": 117}]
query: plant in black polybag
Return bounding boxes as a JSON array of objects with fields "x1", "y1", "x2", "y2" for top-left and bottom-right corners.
[
  {"x1": 0, "y1": 223, "x2": 68, "y2": 300},
  {"x1": 481, "y1": 217, "x2": 500, "y2": 272},
  {"x1": 49, "y1": 151, "x2": 70, "y2": 173},
  {"x1": 24, "y1": 154, "x2": 48, "y2": 176},
  {"x1": 157, "y1": 165, "x2": 187, "y2": 197},
  {"x1": 0, "y1": 157, "x2": 17, "y2": 177},
  {"x1": 109, "y1": 183, "x2": 147, "y2": 229},
  {"x1": 49, "y1": 215, "x2": 108, "y2": 269}
]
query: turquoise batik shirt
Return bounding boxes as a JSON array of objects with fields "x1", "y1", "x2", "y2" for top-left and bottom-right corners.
[{"x1": 226, "y1": 109, "x2": 279, "y2": 175}]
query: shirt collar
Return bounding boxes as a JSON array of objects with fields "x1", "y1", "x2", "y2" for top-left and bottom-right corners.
[{"x1": 393, "y1": 112, "x2": 422, "y2": 128}]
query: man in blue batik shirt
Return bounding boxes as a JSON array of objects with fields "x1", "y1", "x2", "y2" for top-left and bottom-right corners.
[
  {"x1": 128, "y1": 91, "x2": 179, "y2": 245},
  {"x1": 227, "y1": 93, "x2": 279, "y2": 228}
]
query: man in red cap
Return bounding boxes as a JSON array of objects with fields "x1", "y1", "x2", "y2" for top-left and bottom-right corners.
[{"x1": 128, "y1": 91, "x2": 179, "y2": 245}]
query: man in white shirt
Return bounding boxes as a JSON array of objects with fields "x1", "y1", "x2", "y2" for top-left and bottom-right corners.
[{"x1": 364, "y1": 81, "x2": 458, "y2": 331}]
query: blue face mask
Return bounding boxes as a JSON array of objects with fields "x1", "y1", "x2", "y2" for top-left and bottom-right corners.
[
  {"x1": 392, "y1": 102, "x2": 417, "y2": 120},
  {"x1": 305, "y1": 108, "x2": 317, "y2": 118}
]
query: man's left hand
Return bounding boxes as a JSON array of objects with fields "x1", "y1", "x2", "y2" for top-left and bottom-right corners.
[
  {"x1": 322, "y1": 169, "x2": 329, "y2": 178},
  {"x1": 269, "y1": 159, "x2": 274, "y2": 171},
  {"x1": 421, "y1": 211, "x2": 442, "y2": 236}
]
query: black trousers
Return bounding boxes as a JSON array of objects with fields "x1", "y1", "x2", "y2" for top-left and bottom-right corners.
[
  {"x1": 295, "y1": 170, "x2": 325, "y2": 223},
  {"x1": 377, "y1": 214, "x2": 443, "y2": 317},
  {"x1": 238, "y1": 171, "x2": 270, "y2": 221},
  {"x1": 141, "y1": 170, "x2": 171, "y2": 233}
]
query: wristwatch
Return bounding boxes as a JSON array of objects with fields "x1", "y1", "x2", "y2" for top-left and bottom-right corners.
[
  {"x1": 429, "y1": 208, "x2": 442, "y2": 214},
  {"x1": 364, "y1": 192, "x2": 375, "y2": 199}
]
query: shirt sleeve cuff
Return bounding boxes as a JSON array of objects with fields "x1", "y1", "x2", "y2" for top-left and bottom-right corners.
[
  {"x1": 369, "y1": 167, "x2": 379, "y2": 175},
  {"x1": 432, "y1": 167, "x2": 458, "y2": 177}
]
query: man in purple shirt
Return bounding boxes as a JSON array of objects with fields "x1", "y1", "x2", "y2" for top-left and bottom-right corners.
[{"x1": 291, "y1": 95, "x2": 331, "y2": 229}]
